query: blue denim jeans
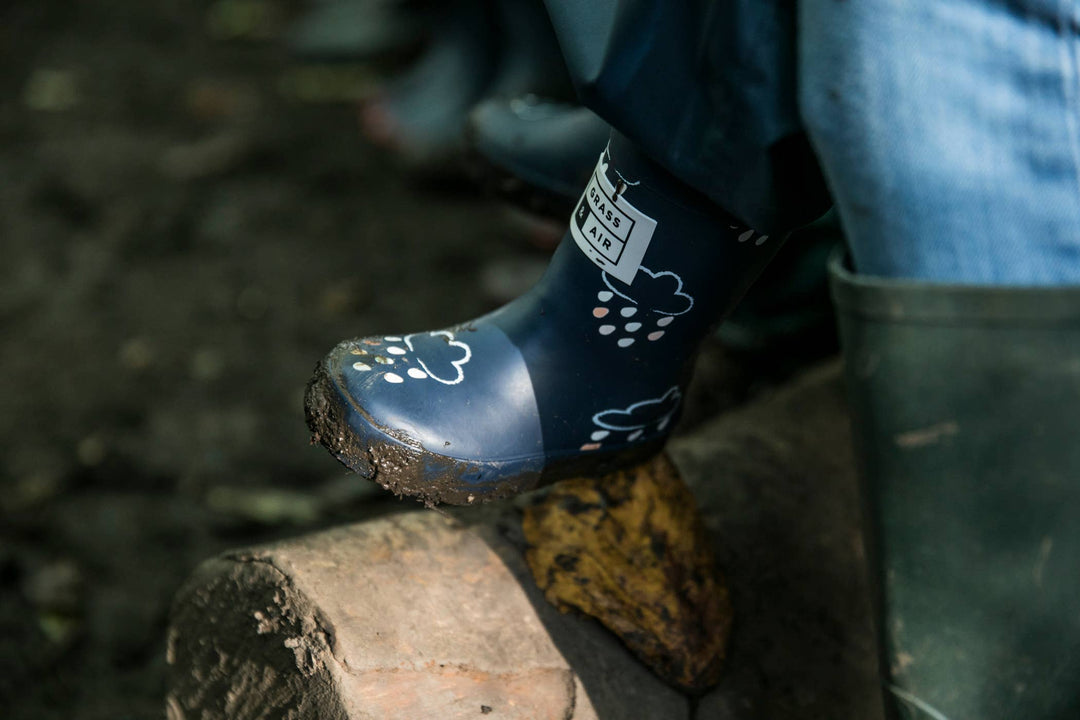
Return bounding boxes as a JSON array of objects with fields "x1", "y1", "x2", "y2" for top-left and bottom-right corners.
[
  {"x1": 545, "y1": 0, "x2": 1080, "y2": 285},
  {"x1": 800, "y1": 0, "x2": 1080, "y2": 284}
]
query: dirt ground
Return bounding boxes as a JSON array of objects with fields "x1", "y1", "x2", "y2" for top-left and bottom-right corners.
[{"x1": 0, "y1": 2, "x2": 843, "y2": 718}]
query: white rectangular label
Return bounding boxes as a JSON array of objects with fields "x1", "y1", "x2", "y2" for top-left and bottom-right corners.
[{"x1": 570, "y1": 151, "x2": 657, "y2": 285}]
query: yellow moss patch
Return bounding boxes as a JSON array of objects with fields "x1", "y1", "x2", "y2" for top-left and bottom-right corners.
[{"x1": 522, "y1": 454, "x2": 732, "y2": 691}]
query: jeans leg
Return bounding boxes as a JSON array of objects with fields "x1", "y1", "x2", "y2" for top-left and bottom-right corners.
[
  {"x1": 542, "y1": 0, "x2": 829, "y2": 235},
  {"x1": 800, "y1": 0, "x2": 1080, "y2": 284}
]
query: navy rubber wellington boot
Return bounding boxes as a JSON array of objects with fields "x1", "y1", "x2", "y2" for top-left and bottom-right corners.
[{"x1": 306, "y1": 134, "x2": 780, "y2": 504}]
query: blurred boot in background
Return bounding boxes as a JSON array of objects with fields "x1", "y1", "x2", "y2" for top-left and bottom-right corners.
[
  {"x1": 466, "y1": 96, "x2": 610, "y2": 220},
  {"x1": 356, "y1": 0, "x2": 572, "y2": 169},
  {"x1": 287, "y1": 0, "x2": 438, "y2": 65}
]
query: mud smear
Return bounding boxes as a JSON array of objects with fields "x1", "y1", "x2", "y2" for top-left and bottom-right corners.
[{"x1": 304, "y1": 356, "x2": 539, "y2": 507}]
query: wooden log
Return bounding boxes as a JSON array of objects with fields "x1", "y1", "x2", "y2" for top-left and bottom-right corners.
[{"x1": 166, "y1": 511, "x2": 689, "y2": 720}]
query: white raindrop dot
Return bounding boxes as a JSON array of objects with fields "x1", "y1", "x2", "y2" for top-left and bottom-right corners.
[
  {"x1": 352, "y1": 362, "x2": 372, "y2": 371},
  {"x1": 597, "y1": 291, "x2": 613, "y2": 302},
  {"x1": 738, "y1": 229, "x2": 754, "y2": 243},
  {"x1": 590, "y1": 430, "x2": 610, "y2": 442},
  {"x1": 620, "y1": 307, "x2": 637, "y2": 317},
  {"x1": 656, "y1": 316, "x2": 674, "y2": 327},
  {"x1": 386, "y1": 346, "x2": 406, "y2": 355},
  {"x1": 598, "y1": 325, "x2": 616, "y2": 336},
  {"x1": 755, "y1": 234, "x2": 769, "y2": 246},
  {"x1": 384, "y1": 373, "x2": 404, "y2": 384},
  {"x1": 617, "y1": 338, "x2": 635, "y2": 348},
  {"x1": 625, "y1": 322, "x2": 641, "y2": 332},
  {"x1": 384, "y1": 336, "x2": 403, "y2": 341},
  {"x1": 628, "y1": 429, "x2": 644, "y2": 442},
  {"x1": 657, "y1": 417, "x2": 670, "y2": 431},
  {"x1": 648, "y1": 331, "x2": 665, "y2": 341},
  {"x1": 407, "y1": 368, "x2": 427, "y2": 379},
  {"x1": 374, "y1": 356, "x2": 394, "y2": 365}
]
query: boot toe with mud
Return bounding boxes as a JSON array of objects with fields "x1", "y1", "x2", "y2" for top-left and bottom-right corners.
[
  {"x1": 307, "y1": 136, "x2": 781, "y2": 504},
  {"x1": 307, "y1": 324, "x2": 552, "y2": 505}
]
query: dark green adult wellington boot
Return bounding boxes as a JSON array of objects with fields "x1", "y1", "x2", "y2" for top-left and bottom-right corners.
[
  {"x1": 305, "y1": 134, "x2": 780, "y2": 505},
  {"x1": 830, "y1": 251, "x2": 1080, "y2": 720}
]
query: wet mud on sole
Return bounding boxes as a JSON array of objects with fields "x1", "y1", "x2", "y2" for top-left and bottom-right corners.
[
  {"x1": 304, "y1": 357, "x2": 667, "y2": 507},
  {"x1": 304, "y1": 359, "x2": 540, "y2": 506}
]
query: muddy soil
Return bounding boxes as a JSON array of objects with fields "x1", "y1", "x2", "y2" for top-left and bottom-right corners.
[{"x1": 0, "y1": 2, "x2": 839, "y2": 718}]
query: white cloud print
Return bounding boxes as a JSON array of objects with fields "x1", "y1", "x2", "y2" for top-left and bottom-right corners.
[
  {"x1": 592, "y1": 386, "x2": 682, "y2": 431},
  {"x1": 602, "y1": 266, "x2": 694, "y2": 316},
  {"x1": 405, "y1": 331, "x2": 471, "y2": 385}
]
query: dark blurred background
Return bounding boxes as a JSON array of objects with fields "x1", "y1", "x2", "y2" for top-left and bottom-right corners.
[{"x1": 0, "y1": 2, "x2": 537, "y2": 717}]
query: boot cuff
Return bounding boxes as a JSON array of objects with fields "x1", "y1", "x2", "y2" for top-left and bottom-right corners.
[{"x1": 828, "y1": 248, "x2": 1080, "y2": 325}]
